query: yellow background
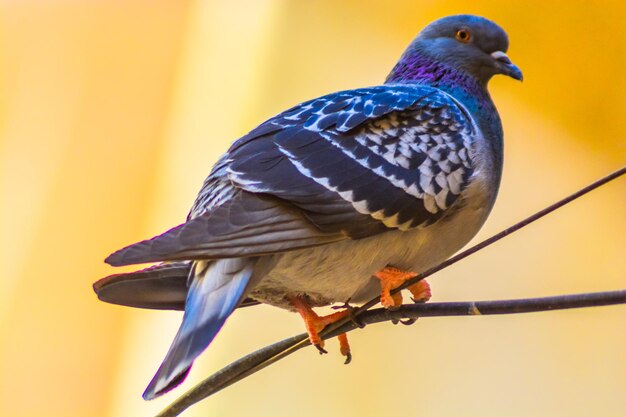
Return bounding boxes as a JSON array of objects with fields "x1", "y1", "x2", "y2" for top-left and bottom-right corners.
[{"x1": 0, "y1": 1, "x2": 624, "y2": 416}]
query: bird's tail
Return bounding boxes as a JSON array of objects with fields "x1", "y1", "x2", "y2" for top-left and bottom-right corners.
[
  {"x1": 93, "y1": 262, "x2": 191, "y2": 310},
  {"x1": 142, "y1": 257, "x2": 257, "y2": 400}
]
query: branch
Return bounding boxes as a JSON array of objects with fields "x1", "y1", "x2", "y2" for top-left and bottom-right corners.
[
  {"x1": 157, "y1": 290, "x2": 626, "y2": 417},
  {"x1": 157, "y1": 165, "x2": 626, "y2": 417}
]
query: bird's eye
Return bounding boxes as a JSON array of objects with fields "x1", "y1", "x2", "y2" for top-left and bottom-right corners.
[{"x1": 455, "y1": 29, "x2": 471, "y2": 43}]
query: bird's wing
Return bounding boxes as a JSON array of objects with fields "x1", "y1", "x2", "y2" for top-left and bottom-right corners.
[{"x1": 106, "y1": 84, "x2": 475, "y2": 267}]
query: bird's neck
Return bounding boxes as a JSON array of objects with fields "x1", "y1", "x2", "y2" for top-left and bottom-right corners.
[{"x1": 385, "y1": 52, "x2": 493, "y2": 114}]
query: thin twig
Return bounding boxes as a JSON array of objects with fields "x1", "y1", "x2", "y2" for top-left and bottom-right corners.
[
  {"x1": 157, "y1": 289, "x2": 626, "y2": 417},
  {"x1": 157, "y1": 166, "x2": 626, "y2": 417}
]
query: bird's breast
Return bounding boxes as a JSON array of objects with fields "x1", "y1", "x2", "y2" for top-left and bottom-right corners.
[{"x1": 250, "y1": 171, "x2": 494, "y2": 310}]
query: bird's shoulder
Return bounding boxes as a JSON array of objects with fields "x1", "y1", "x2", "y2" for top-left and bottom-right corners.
[{"x1": 230, "y1": 83, "x2": 475, "y2": 150}]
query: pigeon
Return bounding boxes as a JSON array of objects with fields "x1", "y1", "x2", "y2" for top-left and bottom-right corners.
[{"x1": 94, "y1": 14, "x2": 522, "y2": 400}]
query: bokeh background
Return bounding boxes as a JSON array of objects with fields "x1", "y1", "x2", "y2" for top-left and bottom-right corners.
[{"x1": 0, "y1": 1, "x2": 624, "y2": 416}]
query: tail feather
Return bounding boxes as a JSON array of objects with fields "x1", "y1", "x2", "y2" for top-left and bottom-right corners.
[
  {"x1": 93, "y1": 262, "x2": 191, "y2": 310},
  {"x1": 93, "y1": 262, "x2": 261, "y2": 311},
  {"x1": 142, "y1": 258, "x2": 257, "y2": 400}
]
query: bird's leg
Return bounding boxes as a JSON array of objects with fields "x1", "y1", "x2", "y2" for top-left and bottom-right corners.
[
  {"x1": 288, "y1": 295, "x2": 352, "y2": 363},
  {"x1": 374, "y1": 266, "x2": 431, "y2": 309},
  {"x1": 337, "y1": 333, "x2": 351, "y2": 364}
]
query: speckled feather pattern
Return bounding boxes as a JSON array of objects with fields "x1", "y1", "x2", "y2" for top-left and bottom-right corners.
[{"x1": 227, "y1": 85, "x2": 475, "y2": 230}]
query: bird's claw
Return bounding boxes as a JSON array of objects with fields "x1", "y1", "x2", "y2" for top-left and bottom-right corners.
[
  {"x1": 290, "y1": 296, "x2": 353, "y2": 360},
  {"x1": 315, "y1": 344, "x2": 328, "y2": 355},
  {"x1": 333, "y1": 300, "x2": 366, "y2": 329},
  {"x1": 332, "y1": 299, "x2": 354, "y2": 310},
  {"x1": 338, "y1": 333, "x2": 351, "y2": 364},
  {"x1": 408, "y1": 280, "x2": 432, "y2": 304},
  {"x1": 374, "y1": 267, "x2": 432, "y2": 308}
]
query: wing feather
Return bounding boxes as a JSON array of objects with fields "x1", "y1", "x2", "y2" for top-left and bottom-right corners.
[{"x1": 106, "y1": 84, "x2": 475, "y2": 266}]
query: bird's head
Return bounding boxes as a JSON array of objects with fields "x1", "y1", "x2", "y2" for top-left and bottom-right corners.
[{"x1": 388, "y1": 15, "x2": 523, "y2": 85}]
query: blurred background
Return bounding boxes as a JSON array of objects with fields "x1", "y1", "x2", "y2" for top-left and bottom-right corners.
[{"x1": 0, "y1": 1, "x2": 624, "y2": 416}]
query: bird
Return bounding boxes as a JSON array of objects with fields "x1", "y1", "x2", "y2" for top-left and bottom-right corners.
[{"x1": 94, "y1": 14, "x2": 522, "y2": 400}]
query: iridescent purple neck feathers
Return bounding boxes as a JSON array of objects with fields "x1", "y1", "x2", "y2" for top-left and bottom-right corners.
[{"x1": 385, "y1": 53, "x2": 491, "y2": 112}]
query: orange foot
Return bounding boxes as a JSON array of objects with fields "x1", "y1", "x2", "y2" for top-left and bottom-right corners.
[
  {"x1": 289, "y1": 296, "x2": 352, "y2": 364},
  {"x1": 374, "y1": 266, "x2": 432, "y2": 309}
]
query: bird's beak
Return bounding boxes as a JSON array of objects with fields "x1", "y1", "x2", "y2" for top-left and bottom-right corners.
[{"x1": 491, "y1": 51, "x2": 523, "y2": 81}]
